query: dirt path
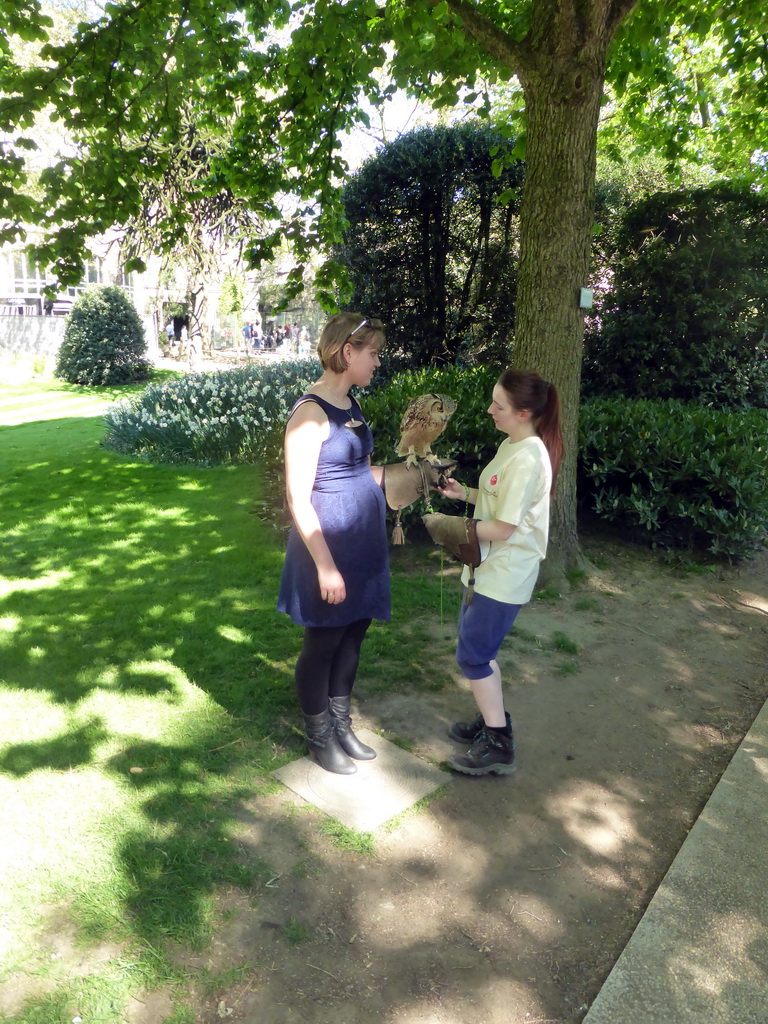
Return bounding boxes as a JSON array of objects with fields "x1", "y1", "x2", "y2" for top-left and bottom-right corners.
[{"x1": 164, "y1": 535, "x2": 767, "y2": 1024}]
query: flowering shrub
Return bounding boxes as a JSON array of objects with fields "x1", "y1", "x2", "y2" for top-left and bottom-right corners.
[{"x1": 102, "y1": 360, "x2": 321, "y2": 466}]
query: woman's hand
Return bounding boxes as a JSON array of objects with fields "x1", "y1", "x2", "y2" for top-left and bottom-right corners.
[
  {"x1": 318, "y1": 566, "x2": 346, "y2": 604},
  {"x1": 438, "y1": 477, "x2": 469, "y2": 502}
]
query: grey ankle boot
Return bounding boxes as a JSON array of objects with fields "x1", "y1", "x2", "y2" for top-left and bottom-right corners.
[
  {"x1": 328, "y1": 696, "x2": 376, "y2": 761},
  {"x1": 303, "y1": 708, "x2": 357, "y2": 774}
]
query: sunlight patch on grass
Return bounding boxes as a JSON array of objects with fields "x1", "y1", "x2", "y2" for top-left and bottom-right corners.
[
  {"x1": 0, "y1": 687, "x2": 72, "y2": 745},
  {"x1": 0, "y1": 768, "x2": 142, "y2": 919},
  {"x1": 154, "y1": 506, "x2": 192, "y2": 520},
  {"x1": 0, "y1": 389, "x2": 113, "y2": 421},
  {"x1": 0, "y1": 571, "x2": 74, "y2": 598},
  {"x1": 0, "y1": 380, "x2": 166, "y2": 428},
  {"x1": 77, "y1": 663, "x2": 225, "y2": 740},
  {"x1": 217, "y1": 625, "x2": 252, "y2": 644},
  {"x1": 0, "y1": 668, "x2": 227, "y2": 775},
  {"x1": 0, "y1": 397, "x2": 110, "y2": 425},
  {"x1": 0, "y1": 666, "x2": 248, "y2": 989}
]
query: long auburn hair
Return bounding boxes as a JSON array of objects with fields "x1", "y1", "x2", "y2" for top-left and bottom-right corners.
[{"x1": 497, "y1": 369, "x2": 564, "y2": 495}]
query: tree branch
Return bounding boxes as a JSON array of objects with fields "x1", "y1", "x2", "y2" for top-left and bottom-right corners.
[
  {"x1": 606, "y1": 0, "x2": 640, "y2": 41},
  {"x1": 434, "y1": 0, "x2": 637, "y2": 77},
  {"x1": 433, "y1": 0, "x2": 531, "y2": 76}
]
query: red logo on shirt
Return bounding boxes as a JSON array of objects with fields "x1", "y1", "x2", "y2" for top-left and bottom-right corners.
[{"x1": 489, "y1": 474, "x2": 498, "y2": 485}]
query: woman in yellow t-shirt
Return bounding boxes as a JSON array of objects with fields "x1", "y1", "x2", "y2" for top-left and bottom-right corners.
[{"x1": 438, "y1": 369, "x2": 564, "y2": 776}]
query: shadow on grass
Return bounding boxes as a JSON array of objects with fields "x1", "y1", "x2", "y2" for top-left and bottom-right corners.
[
  {"x1": 0, "y1": 405, "x2": 451, "y2": 987},
  {"x1": 0, "y1": 415, "x2": 293, "y2": 715},
  {"x1": 0, "y1": 411, "x2": 300, "y2": 957},
  {"x1": 0, "y1": 717, "x2": 108, "y2": 775}
]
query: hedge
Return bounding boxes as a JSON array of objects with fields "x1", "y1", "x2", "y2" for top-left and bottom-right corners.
[
  {"x1": 104, "y1": 365, "x2": 768, "y2": 559},
  {"x1": 578, "y1": 397, "x2": 768, "y2": 558}
]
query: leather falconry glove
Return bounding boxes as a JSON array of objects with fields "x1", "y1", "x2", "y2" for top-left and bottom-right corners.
[
  {"x1": 422, "y1": 512, "x2": 482, "y2": 605},
  {"x1": 381, "y1": 457, "x2": 457, "y2": 544}
]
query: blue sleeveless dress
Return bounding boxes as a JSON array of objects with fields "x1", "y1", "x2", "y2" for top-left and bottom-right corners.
[{"x1": 277, "y1": 393, "x2": 391, "y2": 627}]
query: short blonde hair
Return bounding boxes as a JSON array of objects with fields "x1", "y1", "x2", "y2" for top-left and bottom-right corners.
[{"x1": 316, "y1": 313, "x2": 386, "y2": 373}]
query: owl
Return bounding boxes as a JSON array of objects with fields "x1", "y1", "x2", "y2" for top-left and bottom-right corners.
[{"x1": 397, "y1": 393, "x2": 457, "y2": 466}]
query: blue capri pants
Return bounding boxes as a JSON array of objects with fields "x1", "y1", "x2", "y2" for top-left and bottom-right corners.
[{"x1": 456, "y1": 590, "x2": 522, "y2": 680}]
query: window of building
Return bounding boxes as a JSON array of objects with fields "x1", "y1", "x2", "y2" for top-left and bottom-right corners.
[
  {"x1": 67, "y1": 260, "x2": 103, "y2": 296},
  {"x1": 14, "y1": 253, "x2": 48, "y2": 295}
]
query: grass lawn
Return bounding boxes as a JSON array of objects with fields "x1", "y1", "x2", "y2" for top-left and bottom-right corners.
[{"x1": 0, "y1": 379, "x2": 454, "y2": 1024}]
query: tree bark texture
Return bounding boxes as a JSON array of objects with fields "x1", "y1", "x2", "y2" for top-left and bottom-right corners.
[{"x1": 510, "y1": 0, "x2": 634, "y2": 574}]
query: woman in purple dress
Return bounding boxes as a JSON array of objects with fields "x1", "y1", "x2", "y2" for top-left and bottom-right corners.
[{"x1": 277, "y1": 314, "x2": 389, "y2": 774}]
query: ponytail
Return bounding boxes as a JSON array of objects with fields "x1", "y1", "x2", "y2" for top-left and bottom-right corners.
[{"x1": 537, "y1": 383, "x2": 563, "y2": 495}]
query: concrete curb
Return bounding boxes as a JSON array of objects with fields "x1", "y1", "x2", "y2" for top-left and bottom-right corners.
[{"x1": 582, "y1": 695, "x2": 768, "y2": 1024}]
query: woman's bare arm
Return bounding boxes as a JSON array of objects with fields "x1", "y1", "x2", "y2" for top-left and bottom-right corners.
[{"x1": 284, "y1": 402, "x2": 346, "y2": 603}]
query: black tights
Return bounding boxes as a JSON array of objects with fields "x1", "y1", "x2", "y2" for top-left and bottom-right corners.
[{"x1": 295, "y1": 618, "x2": 372, "y2": 716}]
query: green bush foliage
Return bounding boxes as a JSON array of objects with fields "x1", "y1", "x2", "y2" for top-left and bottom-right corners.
[
  {"x1": 105, "y1": 361, "x2": 767, "y2": 559},
  {"x1": 583, "y1": 181, "x2": 768, "y2": 408},
  {"x1": 579, "y1": 398, "x2": 768, "y2": 558},
  {"x1": 56, "y1": 285, "x2": 151, "y2": 385}
]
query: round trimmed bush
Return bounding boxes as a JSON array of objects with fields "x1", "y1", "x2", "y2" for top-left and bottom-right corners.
[{"x1": 56, "y1": 285, "x2": 150, "y2": 385}]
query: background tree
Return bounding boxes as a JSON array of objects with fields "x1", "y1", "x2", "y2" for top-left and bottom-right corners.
[
  {"x1": 2, "y1": 0, "x2": 767, "y2": 571},
  {"x1": 118, "y1": 102, "x2": 267, "y2": 355},
  {"x1": 218, "y1": 271, "x2": 247, "y2": 350},
  {"x1": 338, "y1": 122, "x2": 522, "y2": 366},
  {"x1": 598, "y1": 7, "x2": 768, "y2": 177}
]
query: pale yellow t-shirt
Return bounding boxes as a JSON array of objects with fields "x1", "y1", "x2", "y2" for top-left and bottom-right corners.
[{"x1": 461, "y1": 435, "x2": 552, "y2": 604}]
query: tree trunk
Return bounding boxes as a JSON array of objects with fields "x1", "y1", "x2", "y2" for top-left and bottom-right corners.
[
  {"x1": 513, "y1": 36, "x2": 609, "y2": 579},
  {"x1": 443, "y1": 0, "x2": 638, "y2": 579}
]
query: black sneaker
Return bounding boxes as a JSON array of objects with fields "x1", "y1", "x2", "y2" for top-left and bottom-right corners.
[
  {"x1": 448, "y1": 711, "x2": 511, "y2": 744},
  {"x1": 450, "y1": 727, "x2": 516, "y2": 776}
]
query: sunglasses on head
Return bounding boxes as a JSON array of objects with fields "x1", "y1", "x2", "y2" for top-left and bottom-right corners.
[{"x1": 344, "y1": 317, "x2": 383, "y2": 342}]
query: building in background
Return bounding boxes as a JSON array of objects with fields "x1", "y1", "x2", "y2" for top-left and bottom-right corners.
[
  {"x1": 0, "y1": 235, "x2": 325, "y2": 368},
  {"x1": 0, "y1": 239, "x2": 163, "y2": 368},
  {"x1": 0, "y1": 245, "x2": 141, "y2": 318}
]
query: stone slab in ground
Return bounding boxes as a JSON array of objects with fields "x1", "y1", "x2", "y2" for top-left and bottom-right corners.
[{"x1": 272, "y1": 729, "x2": 450, "y2": 831}]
